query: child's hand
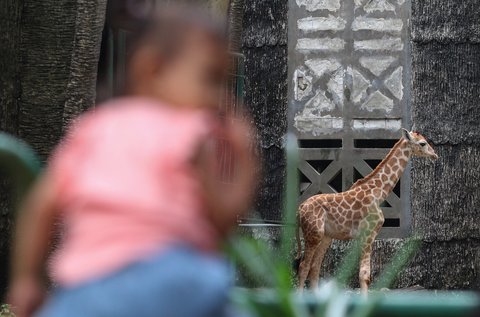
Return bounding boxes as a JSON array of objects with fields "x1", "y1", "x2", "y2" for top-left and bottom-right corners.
[
  {"x1": 7, "y1": 173, "x2": 58, "y2": 317},
  {"x1": 221, "y1": 116, "x2": 258, "y2": 213},
  {"x1": 7, "y1": 276, "x2": 45, "y2": 317}
]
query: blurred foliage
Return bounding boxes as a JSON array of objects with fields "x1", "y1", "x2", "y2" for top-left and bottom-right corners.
[{"x1": 0, "y1": 304, "x2": 15, "y2": 317}]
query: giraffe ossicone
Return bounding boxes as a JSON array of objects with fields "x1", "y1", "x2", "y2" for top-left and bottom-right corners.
[{"x1": 295, "y1": 129, "x2": 438, "y2": 294}]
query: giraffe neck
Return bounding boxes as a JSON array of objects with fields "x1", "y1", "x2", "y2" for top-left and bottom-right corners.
[{"x1": 353, "y1": 139, "x2": 412, "y2": 200}]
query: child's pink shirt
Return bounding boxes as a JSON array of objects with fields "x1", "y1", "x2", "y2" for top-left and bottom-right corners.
[{"x1": 48, "y1": 97, "x2": 220, "y2": 286}]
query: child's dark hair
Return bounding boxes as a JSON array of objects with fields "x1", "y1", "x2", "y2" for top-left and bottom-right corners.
[
  {"x1": 105, "y1": 2, "x2": 228, "y2": 95},
  {"x1": 111, "y1": 2, "x2": 228, "y2": 61}
]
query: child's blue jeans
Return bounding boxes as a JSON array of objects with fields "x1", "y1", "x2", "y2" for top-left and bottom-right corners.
[{"x1": 36, "y1": 246, "x2": 235, "y2": 317}]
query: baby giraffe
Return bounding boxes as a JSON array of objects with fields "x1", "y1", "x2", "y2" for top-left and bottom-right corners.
[{"x1": 296, "y1": 129, "x2": 438, "y2": 294}]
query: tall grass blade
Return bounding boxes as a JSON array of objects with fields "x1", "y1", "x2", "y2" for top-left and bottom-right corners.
[
  {"x1": 372, "y1": 236, "x2": 421, "y2": 290},
  {"x1": 279, "y1": 133, "x2": 299, "y2": 278}
]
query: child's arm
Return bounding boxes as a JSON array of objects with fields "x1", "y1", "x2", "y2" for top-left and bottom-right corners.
[
  {"x1": 195, "y1": 118, "x2": 258, "y2": 237},
  {"x1": 7, "y1": 172, "x2": 59, "y2": 317}
]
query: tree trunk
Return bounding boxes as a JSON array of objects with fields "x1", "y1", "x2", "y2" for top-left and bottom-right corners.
[
  {"x1": 0, "y1": 1, "x2": 21, "y2": 136},
  {"x1": 62, "y1": 0, "x2": 108, "y2": 129},
  {"x1": 0, "y1": 0, "x2": 23, "y2": 301},
  {"x1": 0, "y1": 0, "x2": 107, "y2": 298},
  {"x1": 241, "y1": 0, "x2": 288, "y2": 222},
  {"x1": 408, "y1": 0, "x2": 480, "y2": 289}
]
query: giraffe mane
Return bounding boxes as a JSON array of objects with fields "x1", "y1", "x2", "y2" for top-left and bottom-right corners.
[{"x1": 349, "y1": 138, "x2": 405, "y2": 189}]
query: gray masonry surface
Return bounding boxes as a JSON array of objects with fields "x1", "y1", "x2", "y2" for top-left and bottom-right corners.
[{"x1": 291, "y1": 0, "x2": 409, "y2": 134}]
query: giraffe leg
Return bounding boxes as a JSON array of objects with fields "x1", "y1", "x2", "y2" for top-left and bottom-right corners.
[
  {"x1": 298, "y1": 239, "x2": 318, "y2": 291},
  {"x1": 307, "y1": 237, "x2": 332, "y2": 290},
  {"x1": 359, "y1": 212, "x2": 384, "y2": 295},
  {"x1": 359, "y1": 238, "x2": 373, "y2": 296}
]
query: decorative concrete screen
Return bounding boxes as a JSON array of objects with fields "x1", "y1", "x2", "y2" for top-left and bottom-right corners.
[{"x1": 288, "y1": 0, "x2": 411, "y2": 238}]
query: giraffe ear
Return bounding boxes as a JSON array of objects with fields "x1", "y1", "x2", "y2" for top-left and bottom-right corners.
[{"x1": 401, "y1": 128, "x2": 413, "y2": 141}]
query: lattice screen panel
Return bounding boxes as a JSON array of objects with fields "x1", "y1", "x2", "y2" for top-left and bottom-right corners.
[{"x1": 289, "y1": 0, "x2": 411, "y2": 238}]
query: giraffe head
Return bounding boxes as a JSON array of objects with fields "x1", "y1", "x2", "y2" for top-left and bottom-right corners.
[{"x1": 401, "y1": 128, "x2": 438, "y2": 160}]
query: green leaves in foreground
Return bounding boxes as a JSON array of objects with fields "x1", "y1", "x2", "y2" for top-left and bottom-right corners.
[
  {"x1": 372, "y1": 236, "x2": 421, "y2": 290},
  {"x1": 0, "y1": 304, "x2": 15, "y2": 317}
]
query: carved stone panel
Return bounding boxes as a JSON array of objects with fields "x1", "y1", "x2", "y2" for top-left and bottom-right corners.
[{"x1": 289, "y1": 0, "x2": 411, "y2": 238}]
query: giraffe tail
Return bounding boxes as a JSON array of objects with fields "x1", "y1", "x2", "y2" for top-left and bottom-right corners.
[{"x1": 292, "y1": 215, "x2": 303, "y2": 274}]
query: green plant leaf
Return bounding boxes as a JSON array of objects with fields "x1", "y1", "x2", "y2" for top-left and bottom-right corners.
[
  {"x1": 279, "y1": 133, "x2": 299, "y2": 270},
  {"x1": 226, "y1": 237, "x2": 277, "y2": 287},
  {"x1": 372, "y1": 236, "x2": 421, "y2": 290}
]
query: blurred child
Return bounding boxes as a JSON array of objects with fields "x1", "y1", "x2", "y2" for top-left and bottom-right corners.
[{"x1": 7, "y1": 6, "x2": 257, "y2": 317}]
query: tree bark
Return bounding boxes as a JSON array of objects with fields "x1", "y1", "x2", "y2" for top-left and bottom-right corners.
[
  {"x1": 0, "y1": 0, "x2": 21, "y2": 136},
  {"x1": 408, "y1": 0, "x2": 480, "y2": 289},
  {"x1": 0, "y1": 0, "x2": 22, "y2": 300},
  {"x1": 241, "y1": 0, "x2": 288, "y2": 222},
  {"x1": 0, "y1": 0, "x2": 107, "y2": 298},
  {"x1": 62, "y1": 0, "x2": 108, "y2": 129}
]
